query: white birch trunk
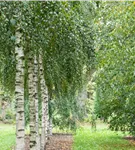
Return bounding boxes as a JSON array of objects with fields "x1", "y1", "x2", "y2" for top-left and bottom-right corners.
[
  {"x1": 15, "y1": 27, "x2": 25, "y2": 150},
  {"x1": 45, "y1": 92, "x2": 49, "y2": 140},
  {"x1": 34, "y1": 55, "x2": 40, "y2": 150},
  {"x1": 28, "y1": 55, "x2": 36, "y2": 150},
  {"x1": 48, "y1": 118, "x2": 53, "y2": 136},
  {"x1": 39, "y1": 55, "x2": 48, "y2": 150}
]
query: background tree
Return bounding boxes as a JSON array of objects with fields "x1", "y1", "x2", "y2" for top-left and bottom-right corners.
[{"x1": 95, "y1": 2, "x2": 135, "y2": 135}]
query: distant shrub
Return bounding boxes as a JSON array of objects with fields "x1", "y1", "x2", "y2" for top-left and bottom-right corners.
[{"x1": 5, "y1": 109, "x2": 15, "y2": 121}]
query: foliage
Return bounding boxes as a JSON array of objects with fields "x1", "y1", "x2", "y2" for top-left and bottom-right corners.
[
  {"x1": 0, "y1": 1, "x2": 96, "y2": 129},
  {"x1": 41, "y1": 1, "x2": 95, "y2": 96},
  {"x1": 5, "y1": 109, "x2": 15, "y2": 120},
  {"x1": 84, "y1": 71, "x2": 97, "y2": 123},
  {"x1": 45, "y1": 1, "x2": 96, "y2": 129},
  {"x1": 51, "y1": 96, "x2": 79, "y2": 130},
  {"x1": 95, "y1": 2, "x2": 135, "y2": 135},
  {"x1": 0, "y1": 1, "x2": 95, "y2": 94}
]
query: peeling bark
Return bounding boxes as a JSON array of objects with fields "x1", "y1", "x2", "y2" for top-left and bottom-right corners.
[
  {"x1": 48, "y1": 118, "x2": 53, "y2": 136},
  {"x1": 28, "y1": 55, "x2": 36, "y2": 150},
  {"x1": 15, "y1": 28, "x2": 25, "y2": 150},
  {"x1": 34, "y1": 55, "x2": 40, "y2": 150},
  {"x1": 39, "y1": 55, "x2": 48, "y2": 150}
]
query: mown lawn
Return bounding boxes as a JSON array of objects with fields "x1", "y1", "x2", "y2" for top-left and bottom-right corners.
[
  {"x1": 1, "y1": 123, "x2": 135, "y2": 150},
  {"x1": 0, "y1": 123, "x2": 15, "y2": 150},
  {"x1": 73, "y1": 124, "x2": 135, "y2": 150}
]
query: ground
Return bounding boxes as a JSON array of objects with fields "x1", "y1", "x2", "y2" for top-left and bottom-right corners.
[
  {"x1": 73, "y1": 126, "x2": 135, "y2": 150},
  {"x1": 46, "y1": 133, "x2": 73, "y2": 150},
  {"x1": 0, "y1": 122, "x2": 135, "y2": 150},
  {"x1": 24, "y1": 134, "x2": 73, "y2": 150}
]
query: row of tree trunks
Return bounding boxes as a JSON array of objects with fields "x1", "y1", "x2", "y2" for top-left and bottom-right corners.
[
  {"x1": 15, "y1": 28, "x2": 50, "y2": 149},
  {"x1": 28, "y1": 54, "x2": 49, "y2": 150},
  {"x1": 13, "y1": 5, "x2": 50, "y2": 149}
]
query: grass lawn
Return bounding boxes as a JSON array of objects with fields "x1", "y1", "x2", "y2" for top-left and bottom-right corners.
[
  {"x1": 0, "y1": 122, "x2": 135, "y2": 150},
  {"x1": 73, "y1": 123, "x2": 135, "y2": 150},
  {"x1": 0, "y1": 123, "x2": 15, "y2": 150}
]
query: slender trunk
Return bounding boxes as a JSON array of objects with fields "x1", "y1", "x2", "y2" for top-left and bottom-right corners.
[
  {"x1": 34, "y1": 55, "x2": 40, "y2": 150},
  {"x1": 0, "y1": 93, "x2": 1, "y2": 114},
  {"x1": 28, "y1": 55, "x2": 36, "y2": 150},
  {"x1": 39, "y1": 56, "x2": 48, "y2": 150},
  {"x1": 45, "y1": 95, "x2": 49, "y2": 140},
  {"x1": 48, "y1": 118, "x2": 53, "y2": 136},
  {"x1": 1, "y1": 106, "x2": 5, "y2": 121},
  {"x1": 15, "y1": 27, "x2": 25, "y2": 150},
  {"x1": 48, "y1": 95, "x2": 53, "y2": 136},
  {"x1": 89, "y1": 72, "x2": 96, "y2": 131}
]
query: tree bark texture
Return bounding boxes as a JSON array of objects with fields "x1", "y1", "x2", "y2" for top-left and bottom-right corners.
[
  {"x1": 39, "y1": 56, "x2": 48, "y2": 150},
  {"x1": 15, "y1": 28, "x2": 25, "y2": 150},
  {"x1": 34, "y1": 55, "x2": 40, "y2": 150},
  {"x1": 48, "y1": 118, "x2": 53, "y2": 136},
  {"x1": 28, "y1": 55, "x2": 36, "y2": 150}
]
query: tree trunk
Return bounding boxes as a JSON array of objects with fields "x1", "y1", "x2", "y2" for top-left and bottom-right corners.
[
  {"x1": 34, "y1": 55, "x2": 40, "y2": 150},
  {"x1": 48, "y1": 118, "x2": 53, "y2": 136},
  {"x1": 28, "y1": 55, "x2": 36, "y2": 150},
  {"x1": 0, "y1": 93, "x2": 2, "y2": 116},
  {"x1": 15, "y1": 27, "x2": 25, "y2": 150},
  {"x1": 45, "y1": 96, "x2": 49, "y2": 140},
  {"x1": 39, "y1": 56, "x2": 48, "y2": 150}
]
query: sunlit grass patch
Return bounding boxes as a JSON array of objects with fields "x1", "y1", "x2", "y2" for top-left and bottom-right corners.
[
  {"x1": 73, "y1": 126, "x2": 135, "y2": 150},
  {"x1": 1, "y1": 123, "x2": 135, "y2": 150},
  {"x1": 0, "y1": 123, "x2": 15, "y2": 150}
]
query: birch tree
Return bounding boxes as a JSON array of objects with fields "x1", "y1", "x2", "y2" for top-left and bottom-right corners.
[
  {"x1": 39, "y1": 55, "x2": 48, "y2": 150},
  {"x1": 28, "y1": 54, "x2": 37, "y2": 150},
  {"x1": 15, "y1": 14, "x2": 25, "y2": 150},
  {"x1": 34, "y1": 55, "x2": 40, "y2": 150},
  {"x1": 0, "y1": 2, "x2": 96, "y2": 149}
]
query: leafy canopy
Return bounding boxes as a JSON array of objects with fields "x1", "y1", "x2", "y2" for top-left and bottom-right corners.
[{"x1": 95, "y1": 2, "x2": 135, "y2": 135}]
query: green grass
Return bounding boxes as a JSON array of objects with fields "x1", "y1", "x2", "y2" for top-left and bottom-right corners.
[
  {"x1": 1, "y1": 122, "x2": 135, "y2": 150},
  {"x1": 0, "y1": 123, "x2": 15, "y2": 150},
  {"x1": 73, "y1": 124, "x2": 135, "y2": 150}
]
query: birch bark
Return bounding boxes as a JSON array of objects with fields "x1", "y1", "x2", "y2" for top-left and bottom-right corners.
[
  {"x1": 28, "y1": 55, "x2": 36, "y2": 150},
  {"x1": 34, "y1": 56, "x2": 40, "y2": 150},
  {"x1": 15, "y1": 27, "x2": 25, "y2": 150},
  {"x1": 39, "y1": 56, "x2": 48, "y2": 150}
]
